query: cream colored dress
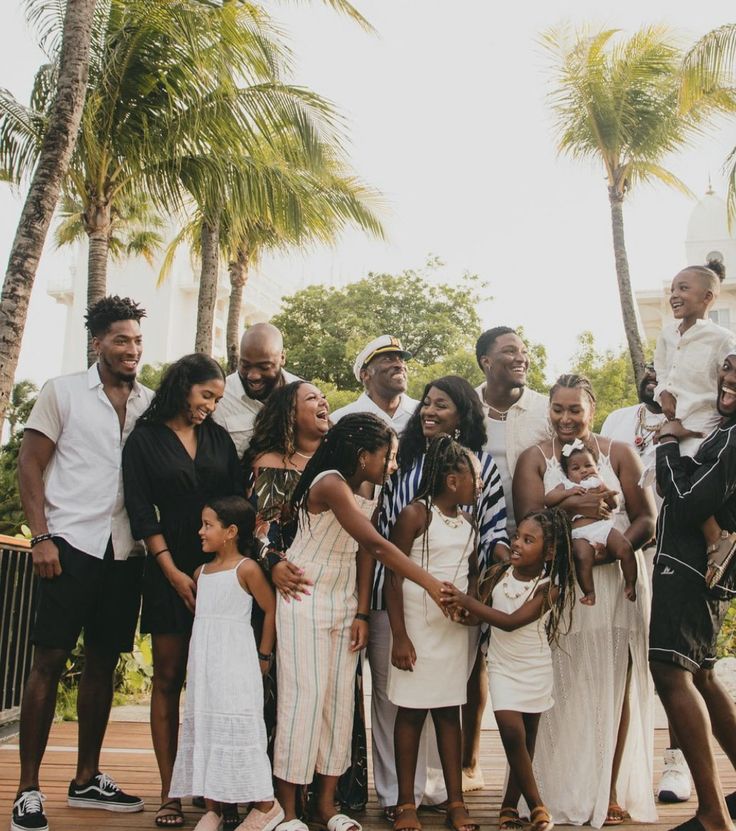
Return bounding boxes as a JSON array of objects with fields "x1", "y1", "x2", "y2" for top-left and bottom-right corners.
[
  {"x1": 387, "y1": 506, "x2": 473, "y2": 709},
  {"x1": 530, "y1": 441, "x2": 656, "y2": 827}
]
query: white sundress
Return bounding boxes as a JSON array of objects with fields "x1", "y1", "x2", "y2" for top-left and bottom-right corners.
[
  {"x1": 531, "y1": 440, "x2": 656, "y2": 828},
  {"x1": 169, "y1": 560, "x2": 274, "y2": 803}
]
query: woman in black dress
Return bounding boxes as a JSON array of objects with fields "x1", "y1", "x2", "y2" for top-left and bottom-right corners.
[{"x1": 123, "y1": 354, "x2": 243, "y2": 828}]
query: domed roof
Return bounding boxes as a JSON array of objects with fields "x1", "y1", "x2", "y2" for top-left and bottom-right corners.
[{"x1": 687, "y1": 187, "x2": 732, "y2": 242}]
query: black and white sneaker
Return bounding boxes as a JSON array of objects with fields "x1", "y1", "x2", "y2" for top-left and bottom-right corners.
[
  {"x1": 11, "y1": 789, "x2": 48, "y2": 831},
  {"x1": 67, "y1": 772, "x2": 144, "y2": 812}
]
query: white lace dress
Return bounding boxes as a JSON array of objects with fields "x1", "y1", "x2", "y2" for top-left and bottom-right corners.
[
  {"x1": 169, "y1": 560, "x2": 273, "y2": 803},
  {"x1": 531, "y1": 443, "x2": 656, "y2": 827}
]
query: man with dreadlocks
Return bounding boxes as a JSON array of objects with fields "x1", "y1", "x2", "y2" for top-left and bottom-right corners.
[{"x1": 13, "y1": 296, "x2": 152, "y2": 831}]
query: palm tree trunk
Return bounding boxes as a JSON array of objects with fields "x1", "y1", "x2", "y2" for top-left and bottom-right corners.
[
  {"x1": 226, "y1": 243, "x2": 249, "y2": 373},
  {"x1": 85, "y1": 198, "x2": 112, "y2": 365},
  {"x1": 0, "y1": 0, "x2": 96, "y2": 424},
  {"x1": 195, "y1": 217, "x2": 221, "y2": 355},
  {"x1": 608, "y1": 187, "x2": 646, "y2": 387}
]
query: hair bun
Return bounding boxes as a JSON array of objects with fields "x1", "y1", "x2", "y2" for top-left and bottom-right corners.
[{"x1": 707, "y1": 257, "x2": 726, "y2": 282}]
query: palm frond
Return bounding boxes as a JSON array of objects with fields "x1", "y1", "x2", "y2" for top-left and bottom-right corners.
[{"x1": 681, "y1": 24, "x2": 736, "y2": 112}]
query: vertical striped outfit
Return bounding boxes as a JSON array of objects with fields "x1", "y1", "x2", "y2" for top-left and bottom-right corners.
[{"x1": 274, "y1": 470, "x2": 375, "y2": 785}]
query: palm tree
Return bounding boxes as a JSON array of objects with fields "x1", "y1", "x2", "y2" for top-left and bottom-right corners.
[
  {"x1": 1, "y1": 0, "x2": 341, "y2": 363},
  {"x1": 0, "y1": 0, "x2": 97, "y2": 425},
  {"x1": 161, "y1": 150, "x2": 384, "y2": 365},
  {"x1": 544, "y1": 25, "x2": 720, "y2": 385},
  {"x1": 680, "y1": 25, "x2": 736, "y2": 220}
]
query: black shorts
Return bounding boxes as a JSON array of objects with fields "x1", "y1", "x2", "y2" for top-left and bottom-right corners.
[
  {"x1": 649, "y1": 560, "x2": 731, "y2": 673},
  {"x1": 32, "y1": 537, "x2": 144, "y2": 654}
]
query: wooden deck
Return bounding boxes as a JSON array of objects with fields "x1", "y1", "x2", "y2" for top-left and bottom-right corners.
[{"x1": 1, "y1": 723, "x2": 733, "y2": 830}]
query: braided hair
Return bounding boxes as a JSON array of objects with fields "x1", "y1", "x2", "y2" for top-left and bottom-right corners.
[
  {"x1": 291, "y1": 413, "x2": 396, "y2": 520},
  {"x1": 549, "y1": 373, "x2": 596, "y2": 406},
  {"x1": 139, "y1": 353, "x2": 224, "y2": 424},
  {"x1": 243, "y1": 380, "x2": 306, "y2": 478},
  {"x1": 522, "y1": 507, "x2": 576, "y2": 644},
  {"x1": 412, "y1": 434, "x2": 480, "y2": 575},
  {"x1": 398, "y1": 375, "x2": 486, "y2": 472}
]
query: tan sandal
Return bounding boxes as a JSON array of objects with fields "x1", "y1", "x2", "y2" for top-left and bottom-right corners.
[
  {"x1": 445, "y1": 801, "x2": 479, "y2": 831},
  {"x1": 602, "y1": 804, "x2": 630, "y2": 826},
  {"x1": 393, "y1": 803, "x2": 422, "y2": 831},
  {"x1": 530, "y1": 806, "x2": 553, "y2": 831},
  {"x1": 499, "y1": 807, "x2": 525, "y2": 831}
]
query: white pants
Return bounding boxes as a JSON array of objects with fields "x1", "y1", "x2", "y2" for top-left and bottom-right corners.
[{"x1": 366, "y1": 610, "x2": 448, "y2": 807}]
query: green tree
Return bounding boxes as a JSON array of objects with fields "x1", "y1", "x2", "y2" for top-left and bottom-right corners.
[
  {"x1": 543, "y1": 25, "x2": 729, "y2": 387},
  {"x1": 0, "y1": 0, "x2": 97, "y2": 426},
  {"x1": 570, "y1": 331, "x2": 639, "y2": 430},
  {"x1": 273, "y1": 267, "x2": 483, "y2": 390}
]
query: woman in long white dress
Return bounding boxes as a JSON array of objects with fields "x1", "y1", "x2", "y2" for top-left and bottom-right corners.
[{"x1": 513, "y1": 374, "x2": 657, "y2": 828}]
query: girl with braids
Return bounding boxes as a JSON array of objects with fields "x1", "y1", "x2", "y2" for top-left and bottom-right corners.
[
  {"x1": 272, "y1": 414, "x2": 446, "y2": 831},
  {"x1": 123, "y1": 354, "x2": 243, "y2": 828},
  {"x1": 513, "y1": 374, "x2": 656, "y2": 828},
  {"x1": 386, "y1": 436, "x2": 482, "y2": 831},
  {"x1": 442, "y1": 507, "x2": 577, "y2": 831},
  {"x1": 370, "y1": 376, "x2": 508, "y2": 817}
]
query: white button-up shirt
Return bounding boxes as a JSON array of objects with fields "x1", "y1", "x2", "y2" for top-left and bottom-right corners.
[
  {"x1": 654, "y1": 319, "x2": 736, "y2": 428},
  {"x1": 25, "y1": 364, "x2": 153, "y2": 560},
  {"x1": 212, "y1": 369, "x2": 300, "y2": 458},
  {"x1": 330, "y1": 391, "x2": 419, "y2": 435},
  {"x1": 475, "y1": 383, "x2": 551, "y2": 476}
]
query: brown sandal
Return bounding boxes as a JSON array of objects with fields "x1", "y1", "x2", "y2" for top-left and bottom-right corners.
[
  {"x1": 499, "y1": 807, "x2": 525, "y2": 831},
  {"x1": 530, "y1": 806, "x2": 553, "y2": 831},
  {"x1": 602, "y1": 804, "x2": 630, "y2": 826},
  {"x1": 393, "y1": 803, "x2": 422, "y2": 831},
  {"x1": 445, "y1": 801, "x2": 479, "y2": 831}
]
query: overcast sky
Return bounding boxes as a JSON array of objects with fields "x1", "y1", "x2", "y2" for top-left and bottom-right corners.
[{"x1": 2, "y1": 1, "x2": 735, "y2": 385}]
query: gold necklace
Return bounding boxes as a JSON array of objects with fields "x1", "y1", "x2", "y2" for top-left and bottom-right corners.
[
  {"x1": 431, "y1": 504, "x2": 464, "y2": 528},
  {"x1": 293, "y1": 449, "x2": 314, "y2": 460}
]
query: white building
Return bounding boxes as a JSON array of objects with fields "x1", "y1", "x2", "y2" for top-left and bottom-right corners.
[
  {"x1": 48, "y1": 236, "x2": 288, "y2": 373},
  {"x1": 636, "y1": 186, "x2": 736, "y2": 342}
]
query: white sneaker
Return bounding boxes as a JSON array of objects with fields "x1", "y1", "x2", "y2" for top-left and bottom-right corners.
[{"x1": 657, "y1": 748, "x2": 692, "y2": 803}]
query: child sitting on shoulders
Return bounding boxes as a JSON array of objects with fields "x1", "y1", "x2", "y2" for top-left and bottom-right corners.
[
  {"x1": 654, "y1": 258, "x2": 736, "y2": 569},
  {"x1": 544, "y1": 439, "x2": 637, "y2": 605}
]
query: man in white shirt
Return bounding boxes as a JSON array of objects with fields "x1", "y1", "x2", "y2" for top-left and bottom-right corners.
[
  {"x1": 475, "y1": 326, "x2": 551, "y2": 534},
  {"x1": 212, "y1": 322, "x2": 299, "y2": 458},
  {"x1": 12, "y1": 297, "x2": 152, "y2": 831},
  {"x1": 331, "y1": 335, "x2": 418, "y2": 432}
]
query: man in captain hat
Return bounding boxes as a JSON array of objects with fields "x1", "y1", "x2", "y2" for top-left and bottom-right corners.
[{"x1": 331, "y1": 334, "x2": 419, "y2": 434}]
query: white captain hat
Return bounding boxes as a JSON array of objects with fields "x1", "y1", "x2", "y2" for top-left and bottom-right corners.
[{"x1": 353, "y1": 335, "x2": 412, "y2": 382}]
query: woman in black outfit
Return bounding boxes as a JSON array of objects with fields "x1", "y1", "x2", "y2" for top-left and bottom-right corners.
[{"x1": 123, "y1": 353, "x2": 243, "y2": 828}]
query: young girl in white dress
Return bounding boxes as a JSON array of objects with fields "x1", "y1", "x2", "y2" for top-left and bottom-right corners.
[
  {"x1": 386, "y1": 436, "x2": 482, "y2": 831},
  {"x1": 169, "y1": 496, "x2": 283, "y2": 831},
  {"x1": 442, "y1": 507, "x2": 577, "y2": 831}
]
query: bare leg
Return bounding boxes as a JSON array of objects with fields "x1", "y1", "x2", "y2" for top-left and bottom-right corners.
[
  {"x1": 151, "y1": 634, "x2": 189, "y2": 819},
  {"x1": 461, "y1": 648, "x2": 487, "y2": 780},
  {"x1": 650, "y1": 660, "x2": 733, "y2": 831},
  {"x1": 609, "y1": 653, "x2": 632, "y2": 810},
  {"x1": 314, "y1": 774, "x2": 349, "y2": 825},
  {"x1": 74, "y1": 645, "x2": 120, "y2": 783},
  {"x1": 204, "y1": 799, "x2": 222, "y2": 816},
  {"x1": 275, "y1": 779, "x2": 299, "y2": 822},
  {"x1": 394, "y1": 707, "x2": 427, "y2": 807},
  {"x1": 431, "y1": 707, "x2": 476, "y2": 831},
  {"x1": 501, "y1": 712, "x2": 541, "y2": 812},
  {"x1": 693, "y1": 669, "x2": 736, "y2": 768},
  {"x1": 495, "y1": 711, "x2": 543, "y2": 811},
  {"x1": 17, "y1": 646, "x2": 68, "y2": 792},
  {"x1": 608, "y1": 531, "x2": 637, "y2": 601},
  {"x1": 572, "y1": 539, "x2": 596, "y2": 605}
]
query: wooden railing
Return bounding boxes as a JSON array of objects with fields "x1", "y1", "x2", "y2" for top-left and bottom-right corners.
[{"x1": 0, "y1": 535, "x2": 34, "y2": 726}]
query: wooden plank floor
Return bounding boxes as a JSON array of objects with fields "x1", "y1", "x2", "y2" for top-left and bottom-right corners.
[{"x1": 1, "y1": 723, "x2": 733, "y2": 829}]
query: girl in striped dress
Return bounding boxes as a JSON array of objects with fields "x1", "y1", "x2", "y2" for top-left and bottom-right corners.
[{"x1": 272, "y1": 414, "x2": 447, "y2": 831}]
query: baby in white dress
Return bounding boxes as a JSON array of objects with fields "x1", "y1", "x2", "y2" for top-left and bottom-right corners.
[{"x1": 545, "y1": 441, "x2": 637, "y2": 606}]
